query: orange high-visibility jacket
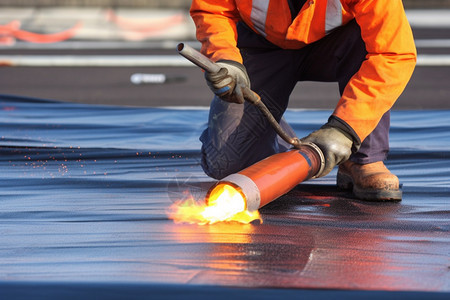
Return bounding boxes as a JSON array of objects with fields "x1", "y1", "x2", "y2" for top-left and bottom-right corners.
[{"x1": 190, "y1": 0, "x2": 417, "y2": 142}]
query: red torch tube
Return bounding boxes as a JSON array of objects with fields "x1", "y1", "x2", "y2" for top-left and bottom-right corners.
[{"x1": 206, "y1": 143, "x2": 324, "y2": 211}]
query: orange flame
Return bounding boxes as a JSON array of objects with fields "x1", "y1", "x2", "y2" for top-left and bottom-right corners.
[{"x1": 168, "y1": 183, "x2": 262, "y2": 225}]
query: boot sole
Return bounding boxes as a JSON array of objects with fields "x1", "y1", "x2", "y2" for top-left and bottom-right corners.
[{"x1": 337, "y1": 171, "x2": 402, "y2": 202}]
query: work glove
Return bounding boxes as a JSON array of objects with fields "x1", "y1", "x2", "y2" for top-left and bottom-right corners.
[
  {"x1": 301, "y1": 117, "x2": 360, "y2": 178},
  {"x1": 205, "y1": 60, "x2": 251, "y2": 104}
]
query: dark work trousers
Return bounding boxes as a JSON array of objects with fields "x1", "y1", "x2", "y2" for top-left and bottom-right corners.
[{"x1": 200, "y1": 20, "x2": 390, "y2": 180}]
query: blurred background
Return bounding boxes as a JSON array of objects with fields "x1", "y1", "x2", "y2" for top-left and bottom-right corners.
[
  {"x1": 1, "y1": 0, "x2": 449, "y2": 8},
  {"x1": 0, "y1": 0, "x2": 449, "y2": 108}
]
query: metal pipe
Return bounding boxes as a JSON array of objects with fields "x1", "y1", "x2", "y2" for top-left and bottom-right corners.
[
  {"x1": 176, "y1": 42, "x2": 302, "y2": 149},
  {"x1": 177, "y1": 43, "x2": 221, "y2": 73}
]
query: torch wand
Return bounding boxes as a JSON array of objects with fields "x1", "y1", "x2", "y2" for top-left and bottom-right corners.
[
  {"x1": 177, "y1": 43, "x2": 325, "y2": 213},
  {"x1": 177, "y1": 43, "x2": 304, "y2": 149}
]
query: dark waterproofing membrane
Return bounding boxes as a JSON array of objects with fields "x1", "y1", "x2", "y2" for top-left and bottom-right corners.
[{"x1": 0, "y1": 94, "x2": 449, "y2": 298}]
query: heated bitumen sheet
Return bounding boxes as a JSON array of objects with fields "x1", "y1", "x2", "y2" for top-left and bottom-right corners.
[{"x1": 0, "y1": 94, "x2": 449, "y2": 299}]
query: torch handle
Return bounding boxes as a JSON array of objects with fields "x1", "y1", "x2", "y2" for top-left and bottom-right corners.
[
  {"x1": 177, "y1": 43, "x2": 221, "y2": 73},
  {"x1": 176, "y1": 43, "x2": 305, "y2": 150}
]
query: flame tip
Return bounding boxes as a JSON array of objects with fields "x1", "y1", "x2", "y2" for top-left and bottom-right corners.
[{"x1": 168, "y1": 184, "x2": 261, "y2": 225}]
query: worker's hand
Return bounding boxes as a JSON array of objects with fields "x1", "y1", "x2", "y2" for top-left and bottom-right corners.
[
  {"x1": 205, "y1": 60, "x2": 250, "y2": 104},
  {"x1": 301, "y1": 125, "x2": 354, "y2": 178}
]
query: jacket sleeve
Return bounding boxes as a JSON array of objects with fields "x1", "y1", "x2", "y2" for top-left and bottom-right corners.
[
  {"x1": 190, "y1": 0, "x2": 243, "y2": 63},
  {"x1": 333, "y1": 0, "x2": 417, "y2": 142}
]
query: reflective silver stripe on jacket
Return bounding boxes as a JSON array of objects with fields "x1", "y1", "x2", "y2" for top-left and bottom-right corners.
[
  {"x1": 250, "y1": 0, "x2": 270, "y2": 36},
  {"x1": 326, "y1": 0, "x2": 343, "y2": 33}
]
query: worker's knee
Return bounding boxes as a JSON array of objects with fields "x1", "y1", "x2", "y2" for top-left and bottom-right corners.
[
  {"x1": 198, "y1": 102, "x2": 284, "y2": 179},
  {"x1": 200, "y1": 141, "x2": 244, "y2": 180}
]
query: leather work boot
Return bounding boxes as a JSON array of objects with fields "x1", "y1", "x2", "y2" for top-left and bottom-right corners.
[{"x1": 337, "y1": 161, "x2": 402, "y2": 201}]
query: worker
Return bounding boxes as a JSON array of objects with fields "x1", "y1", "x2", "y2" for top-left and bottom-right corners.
[{"x1": 192, "y1": 0, "x2": 416, "y2": 201}]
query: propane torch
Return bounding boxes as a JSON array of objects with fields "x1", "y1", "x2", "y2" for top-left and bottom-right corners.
[{"x1": 177, "y1": 43, "x2": 325, "y2": 213}]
